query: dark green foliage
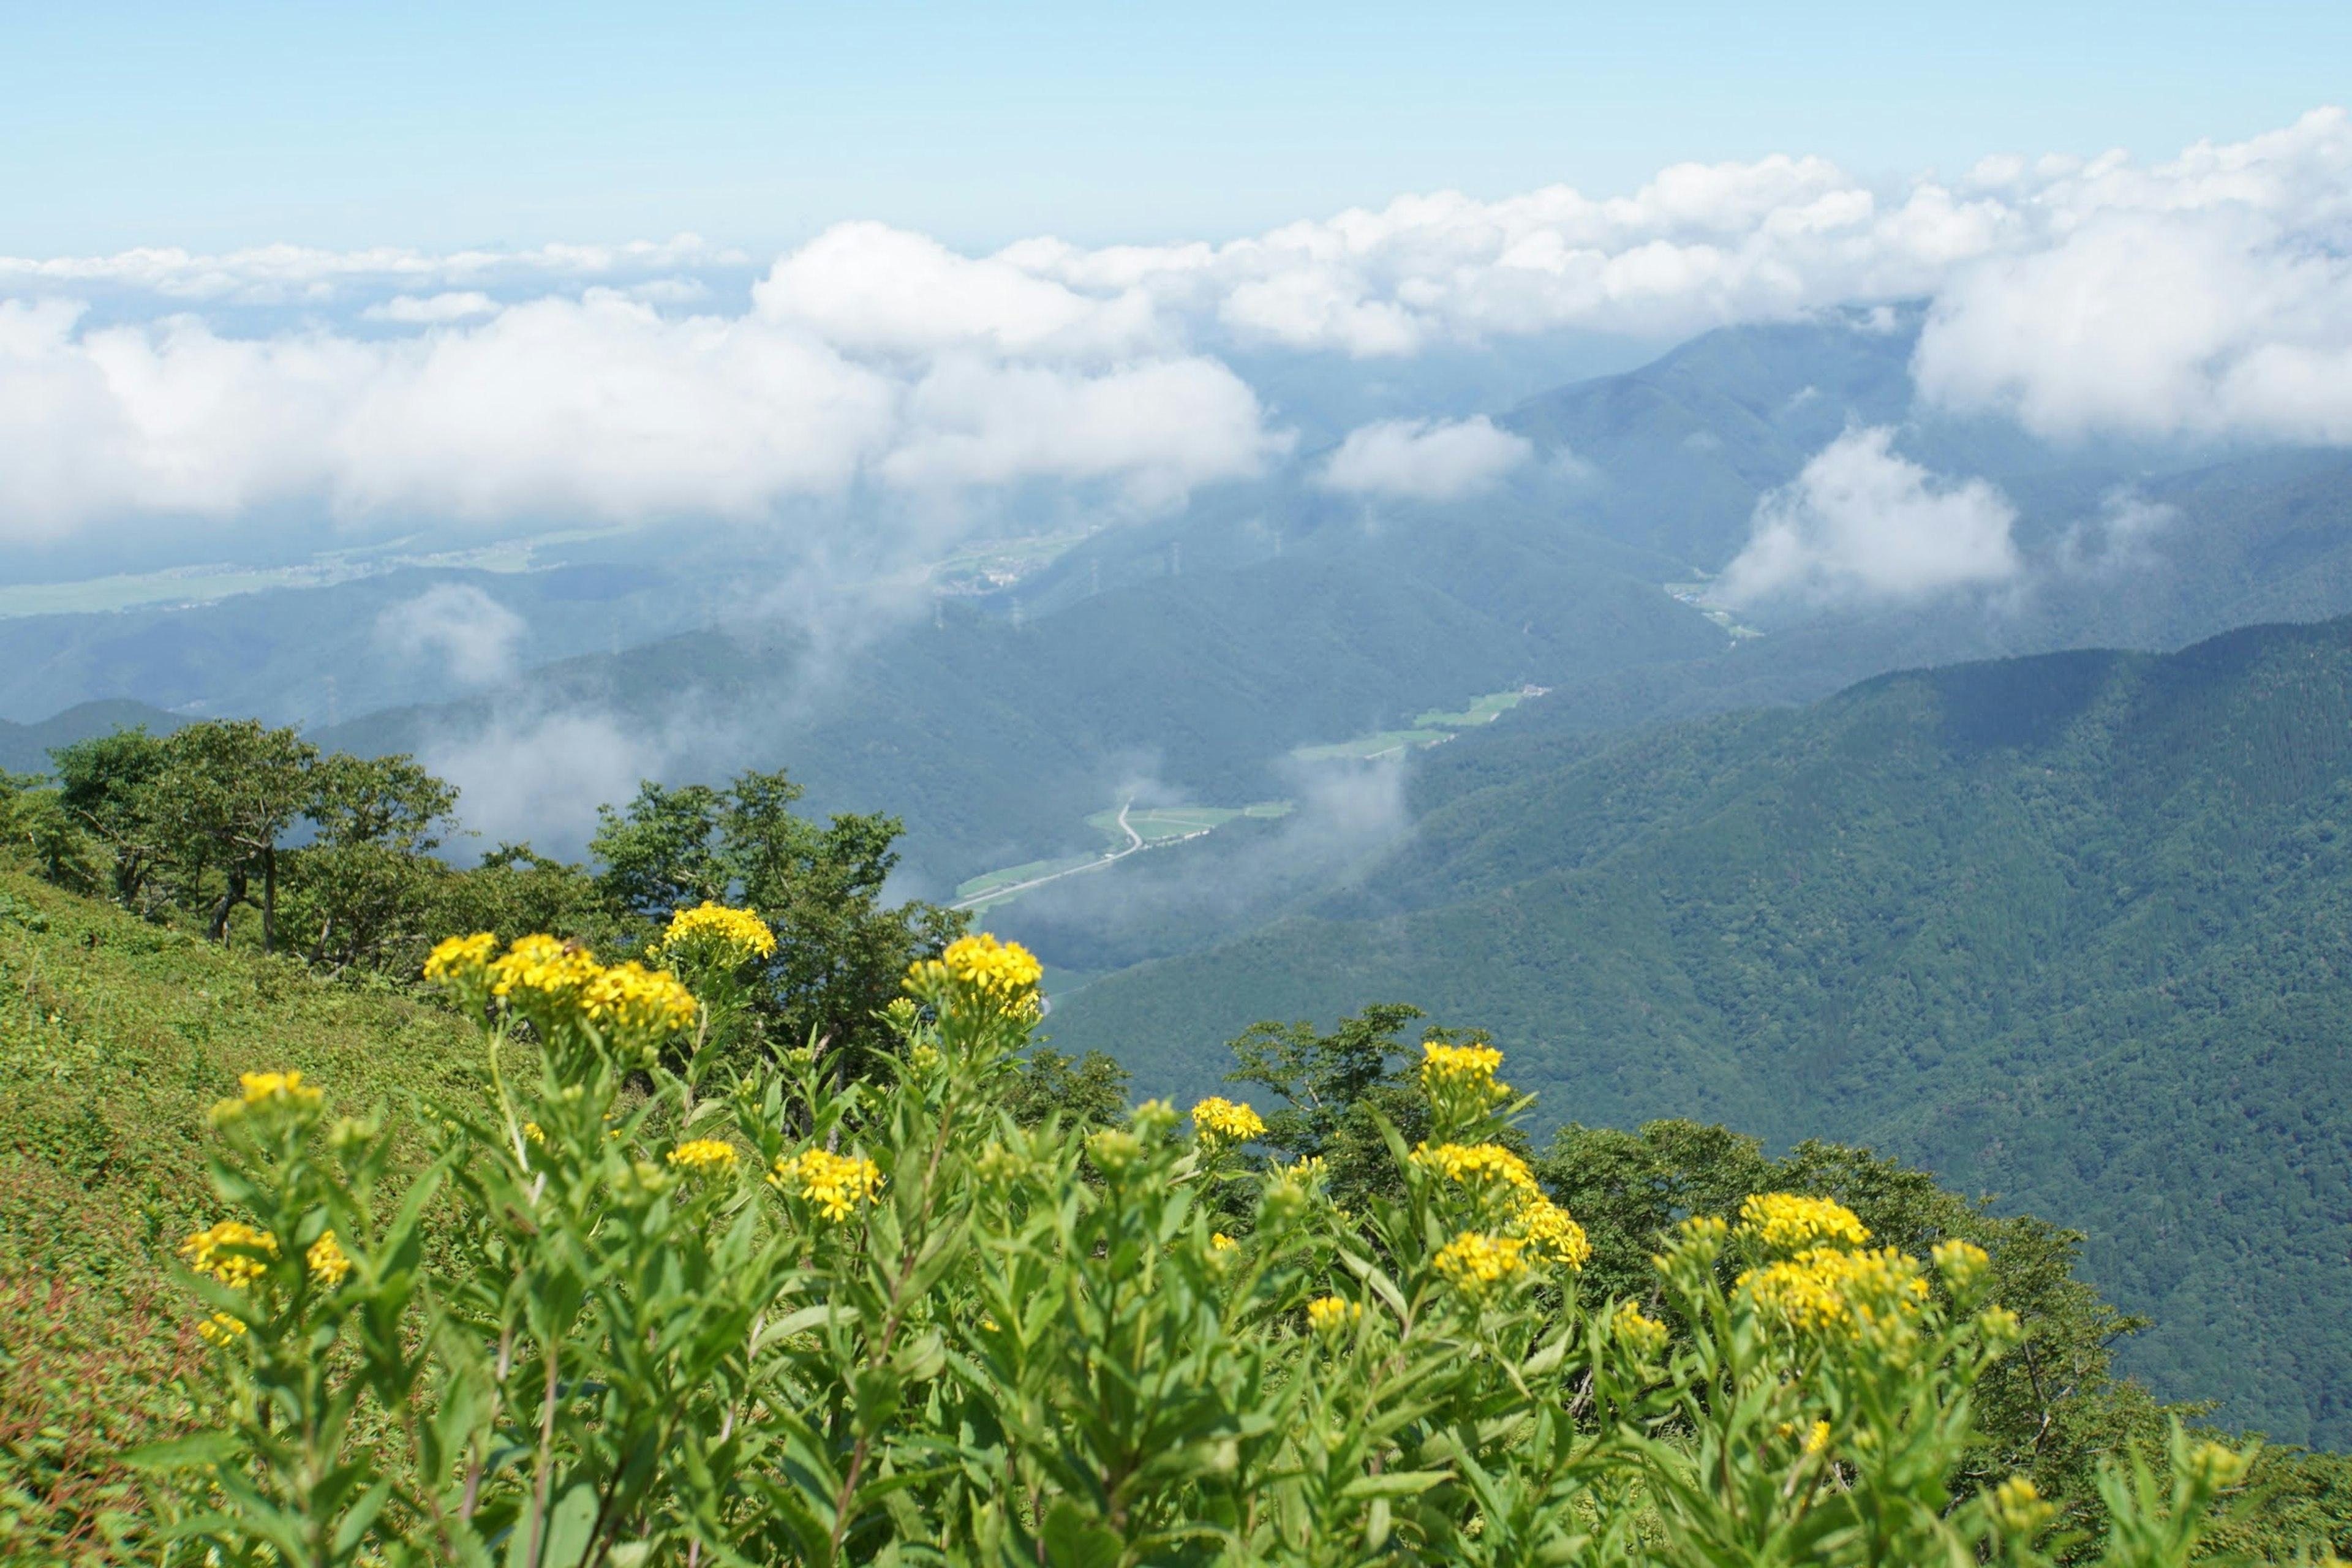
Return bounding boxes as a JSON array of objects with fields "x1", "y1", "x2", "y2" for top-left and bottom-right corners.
[
  {"x1": 590, "y1": 769, "x2": 967, "y2": 1070},
  {"x1": 1539, "y1": 1119, "x2": 2173, "y2": 1537},
  {"x1": 1000, "y1": 1046, "x2": 1131, "y2": 1129},
  {"x1": 1054, "y1": 616, "x2": 2352, "y2": 1445}
]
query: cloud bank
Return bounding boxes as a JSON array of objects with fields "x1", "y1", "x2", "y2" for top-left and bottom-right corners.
[
  {"x1": 1716, "y1": 428, "x2": 2021, "y2": 605},
  {"x1": 4, "y1": 108, "x2": 2350, "y2": 545},
  {"x1": 377, "y1": 583, "x2": 527, "y2": 687},
  {"x1": 1319, "y1": 417, "x2": 1532, "y2": 499}
]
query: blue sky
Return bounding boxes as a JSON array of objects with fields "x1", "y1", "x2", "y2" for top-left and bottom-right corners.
[{"x1": 4, "y1": 0, "x2": 2348, "y2": 254}]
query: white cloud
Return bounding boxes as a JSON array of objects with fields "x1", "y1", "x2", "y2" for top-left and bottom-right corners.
[
  {"x1": 7, "y1": 108, "x2": 2352, "y2": 543},
  {"x1": 363, "y1": 292, "x2": 500, "y2": 324},
  {"x1": 377, "y1": 582, "x2": 527, "y2": 685},
  {"x1": 1915, "y1": 110, "x2": 2352, "y2": 443},
  {"x1": 1318, "y1": 416, "x2": 1531, "y2": 500},
  {"x1": 1715, "y1": 427, "x2": 2020, "y2": 605},
  {"x1": 424, "y1": 706, "x2": 666, "y2": 850}
]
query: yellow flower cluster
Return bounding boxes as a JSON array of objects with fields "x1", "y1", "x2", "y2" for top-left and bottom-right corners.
[
  {"x1": 181, "y1": 1221, "x2": 277, "y2": 1287},
  {"x1": 1738, "y1": 1245, "x2": 1929, "y2": 1333},
  {"x1": 198, "y1": 1313, "x2": 247, "y2": 1346},
  {"x1": 1433, "y1": 1231, "x2": 1529, "y2": 1294},
  {"x1": 1991, "y1": 1476, "x2": 2054, "y2": 1534},
  {"x1": 490, "y1": 934, "x2": 605, "y2": 1006},
  {"x1": 1515, "y1": 1196, "x2": 1593, "y2": 1268},
  {"x1": 1210, "y1": 1232, "x2": 1237, "y2": 1251},
  {"x1": 661, "y1": 902, "x2": 778, "y2": 963},
  {"x1": 908, "y1": 932, "x2": 1044, "y2": 998},
  {"x1": 1737, "y1": 1193, "x2": 1871, "y2": 1253},
  {"x1": 581, "y1": 960, "x2": 699, "y2": 1037},
  {"x1": 668, "y1": 1138, "x2": 739, "y2": 1173},
  {"x1": 1931, "y1": 1237, "x2": 1991, "y2": 1287},
  {"x1": 211, "y1": 1070, "x2": 323, "y2": 1124},
  {"x1": 1612, "y1": 1301, "x2": 1672, "y2": 1357},
  {"x1": 1306, "y1": 1295, "x2": 1362, "y2": 1332},
  {"x1": 423, "y1": 932, "x2": 497, "y2": 982},
  {"x1": 771, "y1": 1149, "x2": 883, "y2": 1221},
  {"x1": 306, "y1": 1231, "x2": 352, "y2": 1288},
  {"x1": 1419, "y1": 1039, "x2": 1506, "y2": 1093},
  {"x1": 1412, "y1": 1141, "x2": 1537, "y2": 1194},
  {"x1": 1189, "y1": 1096, "x2": 1267, "y2": 1145}
]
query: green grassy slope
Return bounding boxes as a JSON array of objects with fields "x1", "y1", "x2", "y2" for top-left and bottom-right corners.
[
  {"x1": 0, "y1": 870, "x2": 479, "y2": 1550},
  {"x1": 1047, "y1": 617, "x2": 2352, "y2": 1446}
]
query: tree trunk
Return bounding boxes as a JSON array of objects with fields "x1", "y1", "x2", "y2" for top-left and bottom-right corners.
[
  {"x1": 207, "y1": 868, "x2": 248, "y2": 944},
  {"x1": 262, "y1": 846, "x2": 277, "y2": 954}
]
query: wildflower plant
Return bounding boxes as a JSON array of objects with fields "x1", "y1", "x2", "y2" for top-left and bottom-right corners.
[{"x1": 140, "y1": 915, "x2": 2253, "y2": 1567}]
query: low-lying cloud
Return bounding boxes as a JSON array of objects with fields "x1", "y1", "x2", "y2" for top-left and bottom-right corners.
[
  {"x1": 1318, "y1": 417, "x2": 1532, "y2": 500},
  {"x1": 377, "y1": 582, "x2": 527, "y2": 687},
  {"x1": 6, "y1": 108, "x2": 2351, "y2": 547},
  {"x1": 1715, "y1": 428, "x2": 2021, "y2": 605}
]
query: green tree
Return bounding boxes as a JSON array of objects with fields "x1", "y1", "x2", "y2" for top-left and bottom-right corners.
[
  {"x1": 590, "y1": 768, "x2": 965, "y2": 1071},
  {"x1": 284, "y1": 752, "x2": 460, "y2": 970},
  {"x1": 48, "y1": 726, "x2": 170, "y2": 909},
  {"x1": 146, "y1": 720, "x2": 319, "y2": 947}
]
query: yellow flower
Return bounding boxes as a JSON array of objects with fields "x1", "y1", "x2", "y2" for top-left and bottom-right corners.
[
  {"x1": 1992, "y1": 1476, "x2": 2055, "y2": 1535},
  {"x1": 1931, "y1": 1238, "x2": 1991, "y2": 1287},
  {"x1": 1210, "y1": 1232, "x2": 1237, "y2": 1251},
  {"x1": 1433, "y1": 1231, "x2": 1529, "y2": 1295},
  {"x1": 1804, "y1": 1419, "x2": 1831, "y2": 1455},
  {"x1": 1612, "y1": 1300, "x2": 1671, "y2": 1357},
  {"x1": 1412, "y1": 1141, "x2": 1538, "y2": 1196},
  {"x1": 908, "y1": 1043, "x2": 942, "y2": 1072},
  {"x1": 771, "y1": 1149, "x2": 883, "y2": 1221},
  {"x1": 423, "y1": 932, "x2": 497, "y2": 983},
  {"x1": 581, "y1": 959, "x2": 698, "y2": 1038},
  {"x1": 211, "y1": 1070, "x2": 324, "y2": 1124},
  {"x1": 1189, "y1": 1096, "x2": 1266, "y2": 1145},
  {"x1": 668, "y1": 1138, "x2": 739, "y2": 1173},
  {"x1": 197, "y1": 1313, "x2": 247, "y2": 1346},
  {"x1": 1738, "y1": 1245, "x2": 1929, "y2": 1334},
  {"x1": 181, "y1": 1221, "x2": 278, "y2": 1288},
  {"x1": 1305, "y1": 1295, "x2": 1362, "y2": 1333},
  {"x1": 1515, "y1": 1196, "x2": 1592, "y2": 1269},
  {"x1": 1737, "y1": 1193, "x2": 1872, "y2": 1253},
  {"x1": 306, "y1": 1231, "x2": 352, "y2": 1287},
  {"x1": 523, "y1": 1121, "x2": 547, "y2": 1145},
  {"x1": 489, "y1": 933, "x2": 603, "y2": 1005},
  {"x1": 1419, "y1": 1039, "x2": 1506, "y2": 1093},
  {"x1": 660, "y1": 902, "x2": 778, "y2": 964},
  {"x1": 908, "y1": 932, "x2": 1043, "y2": 1002}
]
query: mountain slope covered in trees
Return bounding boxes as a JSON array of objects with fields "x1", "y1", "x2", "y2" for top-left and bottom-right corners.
[{"x1": 1045, "y1": 616, "x2": 2352, "y2": 1446}]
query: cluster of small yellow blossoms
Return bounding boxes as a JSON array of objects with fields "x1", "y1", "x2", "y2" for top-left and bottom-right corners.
[
  {"x1": 1931, "y1": 1237, "x2": 1991, "y2": 1287},
  {"x1": 908, "y1": 932, "x2": 1044, "y2": 1000},
  {"x1": 1777, "y1": 1419, "x2": 1832, "y2": 1456},
  {"x1": 1419, "y1": 1040, "x2": 1506, "y2": 1095},
  {"x1": 771, "y1": 1149, "x2": 883, "y2": 1221},
  {"x1": 1738, "y1": 1245, "x2": 1929, "y2": 1333},
  {"x1": 181, "y1": 1220, "x2": 278, "y2": 1287},
  {"x1": 668, "y1": 1139, "x2": 739, "y2": 1173},
  {"x1": 1210, "y1": 1232, "x2": 1237, "y2": 1251},
  {"x1": 660, "y1": 902, "x2": 778, "y2": 963},
  {"x1": 1515, "y1": 1196, "x2": 1593, "y2": 1269},
  {"x1": 1305, "y1": 1295, "x2": 1363, "y2": 1333},
  {"x1": 1189, "y1": 1096, "x2": 1267, "y2": 1145},
  {"x1": 423, "y1": 932, "x2": 497, "y2": 982},
  {"x1": 1737, "y1": 1193, "x2": 1872, "y2": 1253},
  {"x1": 1991, "y1": 1476, "x2": 2056, "y2": 1535},
  {"x1": 210, "y1": 1070, "x2": 324, "y2": 1125},
  {"x1": 1433, "y1": 1231, "x2": 1529, "y2": 1295},
  {"x1": 489, "y1": 934, "x2": 605, "y2": 1005},
  {"x1": 1612, "y1": 1301, "x2": 1672, "y2": 1357},
  {"x1": 307, "y1": 1231, "x2": 352, "y2": 1288},
  {"x1": 580, "y1": 960, "x2": 699, "y2": 1036},
  {"x1": 1412, "y1": 1141, "x2": 1538, "y2": 1194}
]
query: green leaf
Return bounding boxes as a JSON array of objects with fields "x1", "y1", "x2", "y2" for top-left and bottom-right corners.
[
  {"x1": 1041, "y1": 1499, "x2": 1123, "y2": 1568},
  {"x1": 118, "y1": 1430, "x2": 243, "y2": 1471}
]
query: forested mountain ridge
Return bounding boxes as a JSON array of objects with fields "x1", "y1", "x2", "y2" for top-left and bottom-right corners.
[{"x1": 1045, "y1": 615, "x2": 2352, "y2": 1445}]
